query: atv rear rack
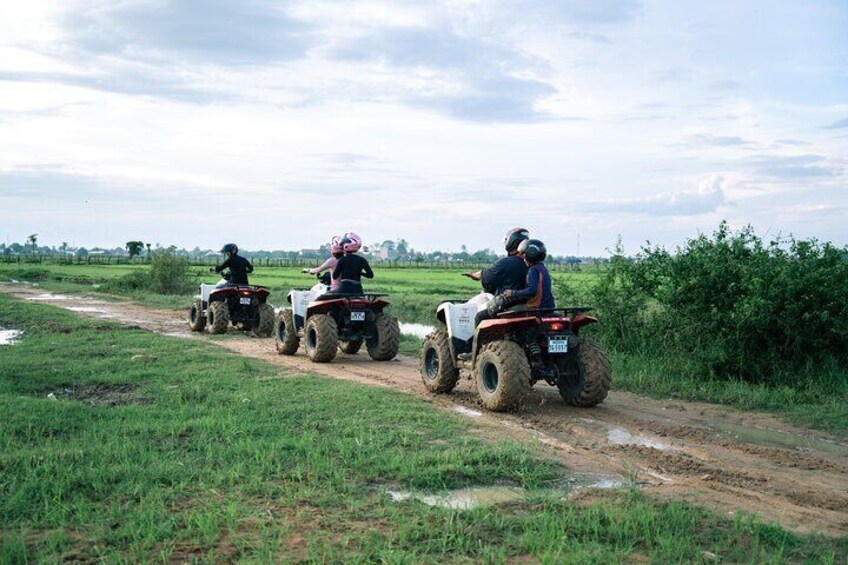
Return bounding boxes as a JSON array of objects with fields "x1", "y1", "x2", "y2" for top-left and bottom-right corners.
[{"x1": 496, "y1": 307, "x2": 593, "y2": 319}]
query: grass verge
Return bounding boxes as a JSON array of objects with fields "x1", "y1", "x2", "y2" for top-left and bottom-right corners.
[{"x1": 1, "y1": 292, "x2": 846, "y2": 562}]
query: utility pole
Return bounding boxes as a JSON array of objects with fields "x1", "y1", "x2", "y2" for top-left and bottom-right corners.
[{"x1": 577, "y1": 231, "x2": 581, "y2": 258}]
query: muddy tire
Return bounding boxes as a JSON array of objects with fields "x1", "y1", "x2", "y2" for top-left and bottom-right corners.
[
  {"x1": 558, "y1": 339, "x2": 611, "y2": 407},
  {"x1": 420, "y1": 331, "x2": 459, "y2": 393},
  {"x1": 188, "y1": 298, "x2": 206, "y2": 332},
  {"x1": 473, "y1": 340, "x2": 530, "y2": 412},
  {"x1": 366, "y1": 313, "x2": 400, "y2": 361},
  {"x1": 275, "y1": 308, "x2": 299, "y2": 355},
  {"x1": 304, "y1": 314, "x2": 338, "y2": 363},
  {"x1": 339, "y1": 339, "x2": 363, "y2": 354},
  {"x1": 252, "y1": 303, "x2": 275, "y2": 338},
  {"x1": 206, "y1": 300, "x2": 230, "y2": 334}
]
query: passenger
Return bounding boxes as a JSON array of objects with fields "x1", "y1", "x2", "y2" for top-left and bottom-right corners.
[
  {"x1": 212, "y1": 243, "x2": 253, "y2": 286},
  {"x1": 502, "y1": 239, "x2": 555, "y2": 310},
  {"x1": 504, "y1": 238, "x2": 555, "y2": 378},
  {"x1": 330, "y1": 232, "x2": 373, "y2": 294},
  {"x1": 304, "y1": 235, "x2": 344, "y2": 291}
]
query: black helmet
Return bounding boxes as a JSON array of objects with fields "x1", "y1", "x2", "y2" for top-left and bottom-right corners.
[
  {"x1": 220, "y1": 243, "x2": 238, "y2": 255},
  {"x1": 503, "y1": 227, "x2": 529, "y2": 253},
  {"x1": 518, "y1": 238, "x2": 547, "y2": 263}
]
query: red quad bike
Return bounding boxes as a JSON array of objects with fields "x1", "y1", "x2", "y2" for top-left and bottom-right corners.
[
  {"x1": 419, "y1": 297, "x2": 611, "y2": 412},
  {"x1": 274, "y1": 281, "x2": 400, "y2": 363},
  {"x1": 188, "y1": 278, "x2": 275, "y2": 337}
]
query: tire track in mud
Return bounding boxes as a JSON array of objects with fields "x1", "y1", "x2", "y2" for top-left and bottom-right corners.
[{"x1": 4, "y1": 285, "x2": 848, "y2": 537}]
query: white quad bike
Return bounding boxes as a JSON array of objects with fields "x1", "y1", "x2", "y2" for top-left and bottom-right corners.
[
  {"x1": 274, "y1": 279, "x2": 400, "y2": 363},
  {"x1": 419, "y1": 292, "x2": 611, "y2": 412},
  {"x1": 188, "y1": 278, "x2": 275, "y2": 337}
]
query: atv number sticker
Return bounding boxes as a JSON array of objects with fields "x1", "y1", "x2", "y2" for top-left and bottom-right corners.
[
  {"x1": 548, "y1": 338, "x2": 568, "y2": 353},
  {"x1": 350, "y1": 311, "x2": 366, "y2": 321},
  {"x1": 239, "y1": 297, "x2": 252, "y2": 305}
]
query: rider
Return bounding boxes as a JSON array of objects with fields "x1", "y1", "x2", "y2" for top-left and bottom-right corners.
[
  {"x1": 304, "y1": 235, "x2": 344, "y2": 291},
  {"x1": 503, "y1": 239, "x2": 555, "y2": 310},
  {"x1": 331, "y1": 232, "x2": 373, "y2": 294},
  {"x1": 211, "y1": 243, "x2": 253, "y2": 286},
  {"x1": 471, "y1": 227, "x2": 530, "y2": 326}
]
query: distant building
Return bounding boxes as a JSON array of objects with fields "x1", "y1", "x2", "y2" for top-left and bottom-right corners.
[{"x1": 372, "y1": 245, "x2": 398, "y2": 261}]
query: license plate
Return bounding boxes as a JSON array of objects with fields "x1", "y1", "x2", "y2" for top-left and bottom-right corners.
[
  {"x1": 548, "y1": 338, "x2": 568, "y2": 354},
  {"x1": 350, "y1": 311, "x2": 365, "y2": 321},
  {"x1": 239, "y1": 297, "x2": 252, "y2": 305}
]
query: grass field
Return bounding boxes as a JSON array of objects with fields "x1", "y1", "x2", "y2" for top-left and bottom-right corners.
[{"x1": 2, "y1": 293, "x2": 845, "y2": 562}]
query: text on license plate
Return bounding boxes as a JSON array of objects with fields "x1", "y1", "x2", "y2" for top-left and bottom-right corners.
[
  {"x1": 239, "y1": 297, "x2": 252, "y2": 305},
  {"x1": 350, "y1": 311, "x2": 366, "y2": 321},
  {"x1": 548, "y1": 338, "x2": 568, "y2": 353}
]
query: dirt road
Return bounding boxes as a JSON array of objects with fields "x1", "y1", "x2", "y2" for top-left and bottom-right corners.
[{"x1": 5, "y1": 285, "x2": 847, "y2": 537}]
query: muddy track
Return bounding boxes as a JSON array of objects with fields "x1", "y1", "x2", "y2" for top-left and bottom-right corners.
[{"x1": 5, "y1": 285, "x2": 848, "y2": 537}]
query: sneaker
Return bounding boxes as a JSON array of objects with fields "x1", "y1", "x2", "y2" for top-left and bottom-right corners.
[{"x1": 457, "y1": 352, "x2": 471, "y2": 361}]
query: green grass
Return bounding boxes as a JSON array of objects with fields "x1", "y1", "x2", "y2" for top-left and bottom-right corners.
[{"x1": 2, "y1": 293, "x2": 845, "y2": 562}]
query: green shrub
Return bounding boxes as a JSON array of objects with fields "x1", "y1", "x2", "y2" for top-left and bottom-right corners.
[
  {"x1": 564, "y1": 223, "x2": 848, "y2": 384},
  {"x1": 148, "y1": 247, "x2": 196, "y2": 295}
]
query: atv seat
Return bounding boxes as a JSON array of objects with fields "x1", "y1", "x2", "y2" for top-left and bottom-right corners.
[{"x1": 314, "y1": 279, "x2": 365, "y2": 300}]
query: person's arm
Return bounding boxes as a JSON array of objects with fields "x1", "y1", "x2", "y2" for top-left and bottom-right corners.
[
  {"x1": 362, "y1": 259, "x2": 374, "y2": 279},
  {"x1": 480, "y1": 261, "x2": 502, "y2": 294},
  {"x1": 509, "y1": 266, "x2": 539, "y2": 302},
  {"x1": 245, "y1": 259, "x2": 253, "y2": 273},
  {"x1": 332, "y1": 256, "x2": 344, "y2": 281},
  {"x1": 308, "y1": 257, "x2": 334, "y2": 275},
  {"x1": 215, "y1": 257, "x2": 232, "y2": 273}
]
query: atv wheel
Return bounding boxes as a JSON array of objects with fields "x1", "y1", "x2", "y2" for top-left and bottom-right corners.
[
  {"x1": 206, "y1": 300, "x2": 230, "y2": 334},
  {"x1": 304, "y1": 314, "x2": 338, "y2": 363},
  {"x1": 557, "y1": 339, "x2": 611, "y2": 407},
  {"x1": 252, "y1": 303, "x2": 275, "y2": 337},
  {"x1": 420, "y1": 331, "x2": 459, "y2": 393},
  {"x1": 473, "y1": 340, "x2": 530, "y2": 412},
  {"x1": 366, "y1": 313, "x2": 400, "y2": 361},
  {"x1": 339, "y1": 339, "x2": 363, "y2": 354},
  {"x1": 188, "y1": 298, "x2": 206, "y2": 332},
  {"x1": 274, "y1": 308, "x2": 299, "y2": 355}
]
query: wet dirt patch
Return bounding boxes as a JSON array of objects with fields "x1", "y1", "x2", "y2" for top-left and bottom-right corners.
[
  {"x1": 48, "y1": 383, "x2": 145, "y2": 407},
  {"x1": 386, "y1": 485, "x2": 526, "y2": 510},
  {"x1": 0, "y1": 327, "x2": 23, "y2": 345}
]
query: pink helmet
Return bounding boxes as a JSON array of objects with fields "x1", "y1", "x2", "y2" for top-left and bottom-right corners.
[
  {"x1": 342, "y1": 231, "x2": 362, "y2": 253},
  {"x1": 330, "y1": 235, "x2": 344, "y2": 254}
]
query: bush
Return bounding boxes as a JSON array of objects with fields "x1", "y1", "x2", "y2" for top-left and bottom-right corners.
[
  {"x1": 566, "y1": 223, "x2": 848, "y2": 384},
  {"x1": 148, "y1": 248, "x2": 196, "y2": 295},
  {"x1": 103, "y1": 248, "x2": 196, "y2": 295}
]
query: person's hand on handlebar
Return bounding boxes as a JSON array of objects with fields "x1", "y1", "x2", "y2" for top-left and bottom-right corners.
[{"x1": 463, "y1": 270, "x2": 482, "y2": 281}]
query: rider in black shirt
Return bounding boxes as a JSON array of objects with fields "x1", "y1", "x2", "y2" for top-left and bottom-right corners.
[
  {"x1": 330, "y1": 232, "x2": 373, "y2": 294},
  {"x1": 212, "y1": 243, "x2": 253, "y2": 285}
]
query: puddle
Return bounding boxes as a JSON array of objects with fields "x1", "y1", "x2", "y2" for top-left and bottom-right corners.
[
  {"x1": 399, "y1": 323, "x2": 435, "y2": 338},
  {"x1": 26, "y1": 293, "x2": 74, "y2": 301},
  {"x1": 454, "y1": 405, "x2": 483, "y2": 418},
  {"x1": 608, "y1": 428, "x2": 671, "y2": 451},
  {"x1": 0, "y1": 328, "x2": 23, "y2": 345},
  {"x1": 708, "y1": 422, "x2": 848, "y2": 456},
  {"x1": 65, "y1": 306, "x2": 116, "y2": 319},
  {"x1": 387, "y1": 485, "x2": 525, "y2": 510}
]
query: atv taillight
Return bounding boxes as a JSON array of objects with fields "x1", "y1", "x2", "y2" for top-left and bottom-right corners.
[
  {"x1": 548, "y1": 322, "x2": 565, "y2": 332},
  {"x1": 239, "y1": 290, "x2": 252, "y2": 296}
]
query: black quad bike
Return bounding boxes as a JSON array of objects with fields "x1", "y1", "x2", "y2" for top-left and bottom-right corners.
[
  {"x1": 420, "y1": 298, "x2": 611, "y2": 412},
  {"x1": 274, "y1": 281, "x2": 400, "y2": 363},
  {"x1": 188, "y1": 276, "x2": 275, "y2": 337}
]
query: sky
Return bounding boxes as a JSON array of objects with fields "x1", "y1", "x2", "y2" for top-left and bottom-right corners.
[{"x1": 1, "y1": 0, "x2": 846, "y2": 256}]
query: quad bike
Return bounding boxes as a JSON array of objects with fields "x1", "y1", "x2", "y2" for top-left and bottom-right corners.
[
  {"x1": 188, "y1": 273, "x2": 275, "y2": 337},
  {"x1": 274, "y1": 276, "x2": 400, "y2": 363},
  {"x1": 419, "y1": 292, "x2": 611, "y2": 412}
]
